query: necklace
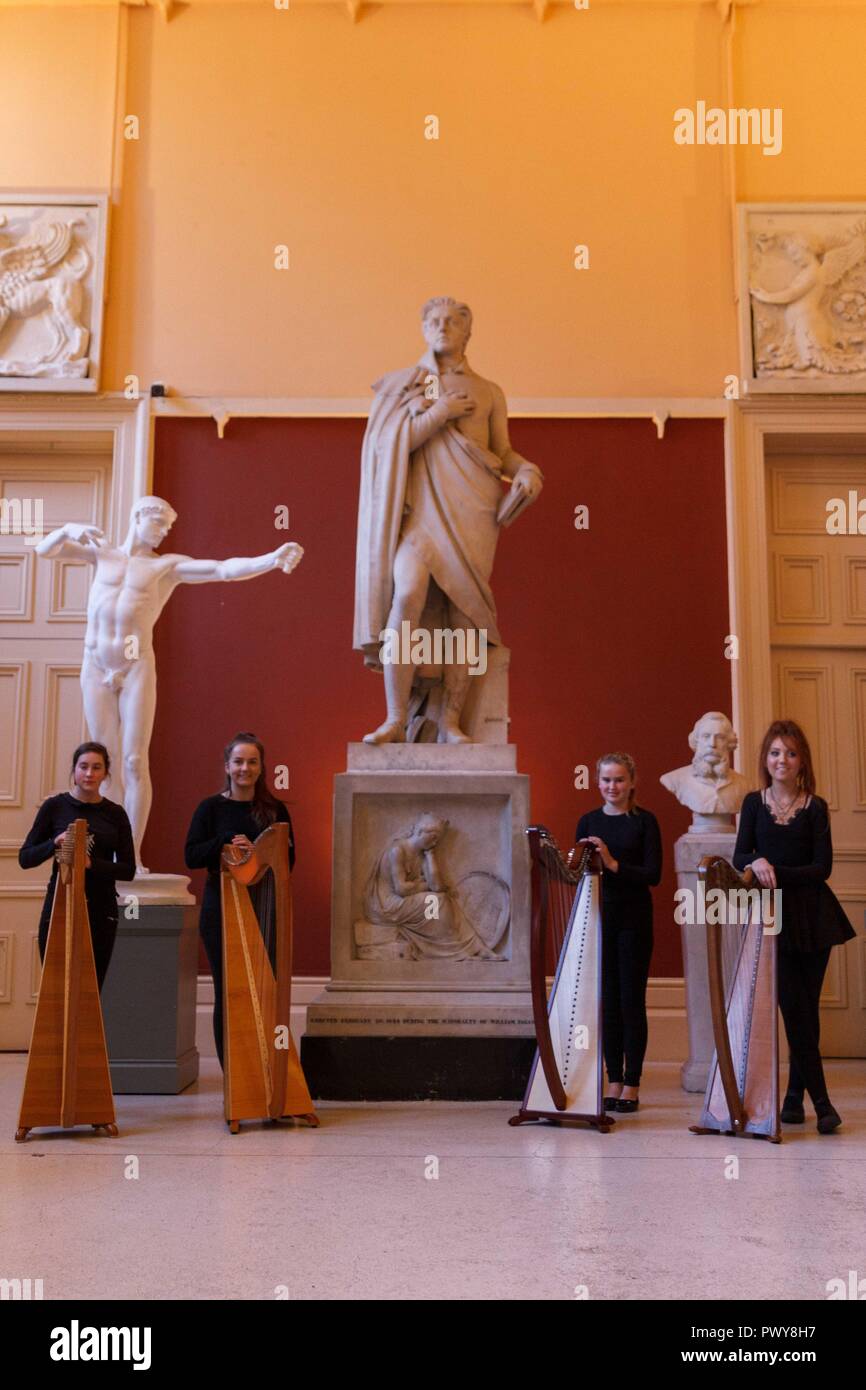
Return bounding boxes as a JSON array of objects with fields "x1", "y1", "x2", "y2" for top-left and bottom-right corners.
[{"x1": 769, "y1": 785, "x2": 802, "y2": 823}]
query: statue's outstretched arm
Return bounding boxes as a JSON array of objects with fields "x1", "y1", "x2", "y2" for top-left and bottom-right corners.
[
  {"x1": 35, "y1": 522, "x2": 105, "y2": 562},
  {"x1": 174, "y1": 542, "x2": 303, "y2": 584}
]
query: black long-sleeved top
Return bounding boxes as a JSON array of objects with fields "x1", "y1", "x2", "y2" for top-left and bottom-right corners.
[
  {"x1": 19, "y1": 792, "x2": 135, "y2": 927},
  {"x1": 185, "y1": 794, "x2": 294, "y2": 945},
  {"x1": 185, "y1": 794, "x2": 294, "y2": 880},
  {"x1": 575, "y1": 805, "x2": 662, "y2": 925},
  {"x1": 733, "y1": 791, "x2": 854, "y2": 953}
]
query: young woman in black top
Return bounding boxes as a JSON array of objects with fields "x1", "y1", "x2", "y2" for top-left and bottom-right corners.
[
  {"x1": 577, "y1": 752, "x2": 662, "y2": 1113},
  {"x1": 19, "y1": 741, "x2": 135, "y2": 990},
  {"x1": 733, "y1": 719, "x2": 853, "y2": 1134},
  {"x1": 185, "y1": 731, "x2": 295, "y2": 1068}
]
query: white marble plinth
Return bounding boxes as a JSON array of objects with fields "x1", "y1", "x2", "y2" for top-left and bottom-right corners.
[
  {"x1": 306, "y1": 742, "x2": 533, "y2": 1039},
  {"x1": 116, "y1": 872, "x2": 195, "y2": 906},
  {"x1": 348, "y1": 742, "x2": 516, "y2": 772},
  {"x1": 305, "y1": 990, "x2": 533, "y2": 1037}
]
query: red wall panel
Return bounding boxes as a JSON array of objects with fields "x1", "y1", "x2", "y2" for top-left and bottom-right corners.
[{"x1": 147, "y1": 415, "x2": 729, "y2": 976}]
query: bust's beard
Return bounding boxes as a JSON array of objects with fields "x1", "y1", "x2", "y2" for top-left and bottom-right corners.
[{"x1": 691, "y1": 754, "x2": 730, "y2": 782}]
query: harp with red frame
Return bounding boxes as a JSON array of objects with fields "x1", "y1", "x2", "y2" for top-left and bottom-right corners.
[
  {"x1": 690, "y1": 855, "x2": 780, "y2": 1143},
  {"x1": 510, "y1": 826, "x2": 612, "y2": 1132},
  {"x1": 15, "y1": 819, "x2": 117, "y2": 1142},
  {"x1": 220, "y1": 822, "x2": 318, "y2": 1133}
]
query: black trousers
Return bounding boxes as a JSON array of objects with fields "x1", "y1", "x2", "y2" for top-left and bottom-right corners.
[
  {"x1": 602, "y1": 914, "x2": 654, "y2": 1088},
  {"x1": 778, "y1": 945, "x2": 832, "y2": 1105},
  {"x1": 199, "y1": 877, "x2": 276, "y2": 1071},
  {"x1": 199, "y1": 908, "x2": 225, "y2": 1070},
  {"x1": 37, "y1": 892, "x2": 117, "y2": 992}
]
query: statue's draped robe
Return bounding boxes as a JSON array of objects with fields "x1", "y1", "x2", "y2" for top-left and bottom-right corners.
[
  {"x1": 353, "y1": 356, "x2": 505, "y2": 670},
  {"x1": 363, "y1": 840, "x2": 493, "y2": 960}
]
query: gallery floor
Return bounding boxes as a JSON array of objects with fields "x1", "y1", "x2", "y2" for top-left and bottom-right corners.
[{"x1": 2, "y1": 1058, "x2": 864, "y2": 1302}]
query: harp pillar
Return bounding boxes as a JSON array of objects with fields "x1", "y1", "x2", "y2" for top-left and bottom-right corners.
[
  {"x1": 676, "y1": 830, "x2": 744, "y2": 1092},
  {"x1": 302, "y1": 743, "x2": 535, "y2": 1100}
]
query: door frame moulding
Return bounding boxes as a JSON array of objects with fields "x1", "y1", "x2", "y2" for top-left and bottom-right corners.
[
  {"x1": 727, "y1": 395, "x2": 866, "y2": 775},
  {"x1": 0, "y1": 396, "x2": 149, "y2": 545}
]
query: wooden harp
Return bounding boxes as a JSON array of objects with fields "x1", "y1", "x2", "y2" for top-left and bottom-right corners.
[
  {"x1": 690, "y1": 856, "x2": 780, "y2": 1143},
  {"x1": 510, "y1": 827, "x2": 612, "y2": 1131},
  {"x1": 220, "y1": 822, "x2": 318, "y2": 1132},
  {"x1": 15, "y1": 819, "x2": 117, "y2": 1142}
]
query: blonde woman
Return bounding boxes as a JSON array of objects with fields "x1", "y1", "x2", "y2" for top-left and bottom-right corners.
[{"x1": 577, "y1": 753, "x2": 662, "y2": 1113}]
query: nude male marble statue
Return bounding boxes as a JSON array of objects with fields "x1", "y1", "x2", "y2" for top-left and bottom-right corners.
[
  {"x1": 353, "y1": 297, "x2": 543, "y2": 745},
  {"x1": 36, "y1": 495, "x2": 303, "y2": 872}
]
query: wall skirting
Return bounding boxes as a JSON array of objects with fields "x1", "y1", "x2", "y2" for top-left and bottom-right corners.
[{"x1": 195, "y1": 974, "x2": 688, "y2": 1062}]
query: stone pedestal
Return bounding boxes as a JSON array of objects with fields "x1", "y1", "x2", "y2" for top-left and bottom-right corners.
[
  {"x1": 676, "y1": 831, "x2": 740, "y2": 1092},
  {"x1": 302, "y1": 743, "x2": 534, "y2": 1100},
  {"x1": 101, "y1": 873, "x2": 200, "y2": 1094}
]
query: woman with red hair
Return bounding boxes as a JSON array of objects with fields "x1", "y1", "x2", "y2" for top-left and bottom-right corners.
[{"x1": 733, "y1": 720, "x2": 854, "y2": 1133}]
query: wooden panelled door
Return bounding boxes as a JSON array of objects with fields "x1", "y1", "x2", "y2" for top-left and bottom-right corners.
[
  {"x1": 767, "y1": 446, "x2": 866, "y2": 1056},
  {"x1": 0, "y1": 441, "x2": 112, "y2": 1049}
]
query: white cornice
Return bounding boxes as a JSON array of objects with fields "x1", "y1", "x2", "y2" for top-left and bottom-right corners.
[
  {"x1": 7, "y1": 0, "x2": 856, "y2": 21},
  {"x1": 145, "y1": 393, "x2": 726, "y2": 439}
]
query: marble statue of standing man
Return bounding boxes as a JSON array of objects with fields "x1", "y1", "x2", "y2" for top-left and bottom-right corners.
[
  {"x1": 36, "y1": 496, "x2": 303, "y2": 872},
  {"x1": 353, "y1": 297, "x2": 543, "y2": 744}
]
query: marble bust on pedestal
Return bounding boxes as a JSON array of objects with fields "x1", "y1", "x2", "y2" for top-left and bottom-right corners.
[{"x1": 660, "y1": 711, "x2": 750, "y2": 833}]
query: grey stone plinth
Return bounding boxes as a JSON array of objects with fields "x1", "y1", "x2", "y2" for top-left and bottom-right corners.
[
  {"x1": 101, "y1": 894, "x2": 200, "y2": 1094},
  {"x1": 676, "y1": 830, "x2": 740, "y2": 1093}
]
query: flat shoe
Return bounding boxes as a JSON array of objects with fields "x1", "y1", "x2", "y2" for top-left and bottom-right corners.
[
  {"x1": 603, "y1": 1096, "x2": 620, "y2": 1112},
  {"x1": 781, "y1": 1097, "x2": 805, "y2": 1124},
  {"x1": 816, "y1": 1104, "x2": 842, "y2": 1134},
  {"x1": 615, "y1": 1098, "x2": 639, "y2": 1113}
]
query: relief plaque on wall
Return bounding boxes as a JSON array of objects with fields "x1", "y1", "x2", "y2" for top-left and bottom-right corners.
[
  {"x1": 0, "y1": 193, "x2": 109, "y2": 393},
  {"x1": 739, "y1": 203, "x2": 866, "y2": 393}
]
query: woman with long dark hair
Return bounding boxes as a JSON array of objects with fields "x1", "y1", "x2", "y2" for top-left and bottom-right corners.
[
  {"x1": 19, "y1": 741, "x2": 135, "y2": 990},
  {"x1": 733, "y1": 719, "x2": 854, "y2": 1133},
  {"x1": 577, "y1": 752, "x2": 662, "y2": 1114},
  {"x1": 185, "y1": 732, "x2": 294, "y2": 1067}
]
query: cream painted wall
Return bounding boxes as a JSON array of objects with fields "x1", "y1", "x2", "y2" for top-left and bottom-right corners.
[{"x1": 1, "y1": 2, "x2": 864, "y2": 398}]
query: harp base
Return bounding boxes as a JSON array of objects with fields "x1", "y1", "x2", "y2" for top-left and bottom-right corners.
[
  {"x1": 509, "y1": 1108, "x2": 615, "y2": 1132},
  {"x1": 14, "y1": 1120, "x2": 118, "y2": 1142},
  {"x1": 689, "y1": 1123, "x2": 782, "y2": 1144},
  {"x1": 227, "y1": 1111, "x2": 319, "y2": 1134}
]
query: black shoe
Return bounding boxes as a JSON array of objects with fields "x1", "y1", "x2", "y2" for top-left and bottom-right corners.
[
  {"x1": 603, "y1": 1096, "x2": 620, "y2": 1112},
  {"x1": 615, "y1": 1098, "x2": 639, "y2": 1113},
  {"x1": 781, "y1": 1094, "x2": 805, "y2": 1124},
  {"x1": 815, "y1": 1100, "x2": 842, "y2": 1134}
]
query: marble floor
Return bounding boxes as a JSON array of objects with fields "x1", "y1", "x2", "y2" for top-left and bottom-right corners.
[{"x1": 1, "y1": 1058, "x2": 863, "y2": 1302}]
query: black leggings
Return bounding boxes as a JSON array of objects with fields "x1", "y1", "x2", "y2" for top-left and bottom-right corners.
[
  {"x1": 38, "y1": 897, "x2": 117, "y2": 992},
  {"x1": 778, "y1": 946, "x2": 832, "y2": 1105},
  {"x1": 199, "y1": 911, "x2": 225, "y2": 1070},
  {"x1": 602, "y1": 922, "x2": 653, "y2": 1088}
]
